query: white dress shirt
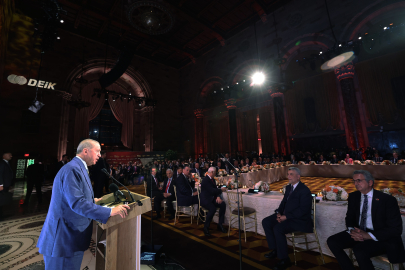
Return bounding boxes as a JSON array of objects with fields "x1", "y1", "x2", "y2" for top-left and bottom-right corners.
[
  {"x1": 76, "y1": 156, "x2": 88, "y2": 172},
  {"x1": 347, "y1": 189, "x2": 377, "y2": 241}
]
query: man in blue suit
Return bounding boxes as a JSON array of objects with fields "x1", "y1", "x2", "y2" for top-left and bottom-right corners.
[
  {"x1": 37, "y1": 139, "x2": 130, "y2": 270},
  {"x1": 175, "y1": 165, "x2": 198, "y2": 207},
  {"x1": 262, "y1": 167, "x2": 312, "y2": 270}
]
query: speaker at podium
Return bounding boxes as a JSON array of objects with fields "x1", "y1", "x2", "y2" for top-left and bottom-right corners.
[{"x1": 94, "y1": 190, "x2": 151, "y2": 270}]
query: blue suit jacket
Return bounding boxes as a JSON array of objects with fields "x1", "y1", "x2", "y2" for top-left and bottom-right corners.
[{"x1": 37, "y1": 157, "x2": 111, "y2": 257}]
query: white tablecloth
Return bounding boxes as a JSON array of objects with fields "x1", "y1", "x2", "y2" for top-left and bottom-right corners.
[{"x1": 211, "y1": 189, "x2": 405, "y2": 269}]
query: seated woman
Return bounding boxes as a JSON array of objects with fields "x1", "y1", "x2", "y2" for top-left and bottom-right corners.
[{"x1": 344, "y1": 154, "x2": 353, "y2": 164}]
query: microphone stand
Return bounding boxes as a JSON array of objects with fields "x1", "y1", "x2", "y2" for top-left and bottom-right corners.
[
  {"x1": 102, "y1": 169, "x2": 135, "y2": 202},
  {"x1": 220, "y1": 153, "x2": 243, "y2": 270}
]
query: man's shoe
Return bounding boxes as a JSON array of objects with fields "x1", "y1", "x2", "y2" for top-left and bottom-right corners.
[
  {"x1": 273, "y1": 258, "x2": 292, "y2": 270},
  {"x1": 217, "y1": 224, "x2": 227, "y2": 233},
  {"x1": 203, "y1": 227, "x2": 211, "y2": 237},
  {"x1": 264, "y1": 250, "x2": 277, "y2": 259}
]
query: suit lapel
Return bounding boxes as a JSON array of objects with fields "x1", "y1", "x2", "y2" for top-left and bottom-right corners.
[
  {"x1": 74, "y1": 157, "x2": 94, "y2": 198},
  {"x1": 371, "y1": 189, "x2": 379, "y2": 224}
]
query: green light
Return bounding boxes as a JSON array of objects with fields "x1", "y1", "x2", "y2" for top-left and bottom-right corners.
[{"x1": 295, "y1": 41, "x2": 301, "y2": 46}]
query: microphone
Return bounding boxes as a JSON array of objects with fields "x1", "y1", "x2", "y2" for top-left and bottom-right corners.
[
  {"x1": 102, "y1": 168, "x2": 135, "y2": 202},
  {"x1": 109, "y1": 183, "x2": 125, "y2": 197}
]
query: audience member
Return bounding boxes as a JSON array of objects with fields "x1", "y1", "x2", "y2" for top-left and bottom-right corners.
[
  {"x1": 24, "y1": 158, "x2": 44, "y2": 204},
  {"x1": 200, "y1": 167, "x2": 227, "y2": 236},
  {"x1": 56, "y1": 154, "x2": 68, "y2": 173},
  {"x1": 175, "y1": 165, "x2": 198, "y2": 207},
  {"x1": 327, "y1": 170, "x2": 405, "y2": 269},
  {"x1": 262, "y1": 167, "x2": 312, "y2": 270}
]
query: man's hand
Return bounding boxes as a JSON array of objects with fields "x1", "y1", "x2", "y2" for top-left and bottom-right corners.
[
  {"x1": 277, "y1": 215, "x2": 287, "y2": 223},
  {"x1": 94, "y1": 198, "x2": 102, "y2": 203},
  {"x1": 110, "y1": 204, "x2": 131, "y2": 218},
  {"x1": 0, "y1": 186, "x2": 3, "y2": 191},
  {"x1": 221, "y1": 187, "x2": 227, "y2": 192},
  {"x1": 163, "y1": 193, "x2": 170, "y2": 198},
  {"x1": 216, "y1": 197, "x2": 223, "y2": 204},
  {"x1": 350, "y1": 227, "x2": 371, "y2": 241},
  {"x1": 193, "y1": 191, "x2": 198, "y2": 196},
  {"x1": 158, "y1": 187, "x2": 163, "y2": 190}
]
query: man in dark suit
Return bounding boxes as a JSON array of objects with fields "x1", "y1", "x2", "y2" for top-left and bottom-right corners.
[
  {"x1": 90, "y1": 151, "x2": 109, "y2": 198},
  {"x1": 291, "y1": 156, "x2": 298, "y2": 164},
  {"x1": 374, "y1": 153, "x2": 383, "y2": 163},
  {"x1": 215, "y1": 161, "x2": 223, "y2": 173},
  {"x1": 0, "y1": 152, "x2": 13, "y2": 219},
  {"x1": 330, "y1": 154, "x2": 339, "y2": 164},
  {"x1": 191, "y1": 162, "x2": 203, "y2": 178},
  {"x1": 37, "y1": 139, "x2": 129, "y2": 270},
  {"x1": 317, "y1": 155, "x2": 325, "y2": 164},
  {"x1": 153, "y1": 169, "x2": 176, "y2": 220},
  {"x1": 174, "y1": 165, "x2": 183, "y2": 179},
  {"x1": 56, "y1": 154, "x2": 68, "y2": 173},
  {"x1": 327, "y1": 170, "x2": 405, "y2": 269},
  {"x1": 147, "y1": 167, "x2": 163, "y2": 219},
  {"x1": 24, "y1": 158, "x2": 45, "y2": 204},
  {"x1": 175, "y1": 165, "x2": 198, "y2": 207},
  {"x1": 391, "y1": 152, "x2": 401, "y2": 164},
  {"x1": 262, "y1": 167, "x2": 312, "y2": 270},
  {"x1": 200, "y1": 167, "x2": 227, "y2": 236}
]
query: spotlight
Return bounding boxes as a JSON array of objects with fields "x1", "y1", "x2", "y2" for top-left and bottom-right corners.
[
  {"x1": 129, "y1": 93, "x2": 132, "y2": 95},
  {"x1": 214, "y1": 91, "x2": 216, "y2": 93},
  {"x1": 28, "y1": 99, "x2": 44, "y2": 113},
  {"x1": 227, "y1": 86, "x2": 229, "y2": 88},
  {"x1": 243, "y1": 80, "x2": 245, "y2": 82},
  {"x1": 139, "y1": 103, "x2": 142, "y2": 106},
  {"x1": 221, "y1": 87, "x2": 223, "y2": 90},
  {"x1": 358, "y1": 34, "x2": 362, "y2": 40},
  {"x1": 319, "y1": 49, "x2": 323, "y2": 55},
  {"x1": 384, "y1": 26, "x2": 387, "y2": 30},
  {"x1": 113, "y1": 98, "x2": 115, "y2": 101},
  {"x1": 251, "y1": 72, "x2": 265, "y2": 85},
  {"x1": 57, "y1": 36, "x2": 60, "y2": 39},
  {"x1": 60, "y1": 19, "x2": 64, "y2": 23},
  {"x1": 338, "y1": 44, "x2": 342, "y2": 47},
  {"x1": 236, "y1": 82, "x2": 238, "y2": 84}
]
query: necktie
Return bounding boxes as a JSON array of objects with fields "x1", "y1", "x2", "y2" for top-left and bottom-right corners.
[
  {"x1": 154, "y1": 177, "x2": 158, "y2": 186},
  {"x1": 359, "y1": 194, "x2": 368, "y2": 231},
  {"x1": 287, "y1": 186, "x2": 294, "y2": 200},
  {"x1": 165, "y1": 179, "x2": 171, "y2": 193}
]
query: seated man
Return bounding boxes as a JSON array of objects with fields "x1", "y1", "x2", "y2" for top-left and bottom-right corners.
[
  {"x1": 154, "y1": 169, "x2": 176, "y2": 220},
  {"x1": 327, "y1": 170, "x2": 405, "y2": 269},
  {"x1": 391, "y1": 152, "x2": 401, "y2": 164},
  {"x1": 175, "y1": 165, "x2": 198, "y2": 207},
  {"x1": 191, "y1": 162, "x2": 203, "y2": 178},
  {"x1": 330, "y1": 154, "x2": 339, "y2": 164},
  {"x1": 146, "y1": 168, "x2": 163, "y2": 219},
  {"x1": 374, "y1": 153, "x2": 383, "y2": 163},
  {"x1": 262, "y1": 167, "x2": 312, "y2": 270},
  {"x1": 345, "y1": 154, "x2": 354, "y2": 164},
  {"x1": 200, "y1": 167, "x2": 227, "y2": 236}
]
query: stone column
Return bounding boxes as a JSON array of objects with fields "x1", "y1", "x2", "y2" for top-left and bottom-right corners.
[
  {"x1": 224, "y1": 98, "x2": 238, "y2": 155},
  {"x1": 335, "y1": 62, "x2": 365, "y2": 150},
  {"x1": 194, "y1": 109, "x2": 204, "y2": 157},
  {"x1": 269, "y1": 92, "x2": 289, "y2": 156}
]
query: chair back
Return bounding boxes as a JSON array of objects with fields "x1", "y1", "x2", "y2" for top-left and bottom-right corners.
[
  {"x1": 226, "y1": 191, "x2": 244, "y2": 215},
  {"x1": 197, "y1": 185, "x2": 201, "y2": 205},
  {"x1": 311, "y1": 196, "x2": 316, "y2": 230}
]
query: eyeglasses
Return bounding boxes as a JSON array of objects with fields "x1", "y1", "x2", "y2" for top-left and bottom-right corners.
[{"x1": 352, "y1": 179, "x2": 364, "y2": 184}]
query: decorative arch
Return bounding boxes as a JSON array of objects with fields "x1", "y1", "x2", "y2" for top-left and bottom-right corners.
[
  {"x1": 196, "y1": 76, "x2": 224, "y2": 109},
  {"x1": 64, "y1": 57, "x2": 153, "y2": 99}
]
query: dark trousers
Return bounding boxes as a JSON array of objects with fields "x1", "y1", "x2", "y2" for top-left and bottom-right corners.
[
  {"x1": 327, "y1": 231, "x2": 386, "y2": 270},
  {"x1": 202, "y1": 201, "x2": 226, "y2": 229},
  {"x1": 25, "y1": 179, "x2": 42, "y2": 203},
  {"x1": 262, "y1": 214, "x2": 297, "y2": 260},
  {"x1": 154, "y1": 193, "x2": 176, "y2": 216}
]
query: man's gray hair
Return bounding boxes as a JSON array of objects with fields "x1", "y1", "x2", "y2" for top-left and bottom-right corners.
[
  {"x1": 166, "y1": 168, "x2": 173, "y2": 173},
  {"x1": 208, "y1": 167, "x2": 216, "y2": 173},
  {"x1": 288, "y1": 166, "x2": 301, "y2": 175},
  {"x1": 353, "y1": 170, "x2": 374, "y2": 186},
  {"x1": 77, "y1": 139, "x2": 99, "y2": 154}
]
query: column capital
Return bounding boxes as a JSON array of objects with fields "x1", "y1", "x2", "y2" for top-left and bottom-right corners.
[
  {"x1": 269, "y1": 91, "x2": 284, "y2": 98},
  {"x1": 194, "y1": 109, "x2": 204, "y2": 118},
  {"x1": 334, "y1": 61, "x2": 355, "y2": 81},
  {"x1": 224, "y1": 98, "x2": 237, "y2": 109}
]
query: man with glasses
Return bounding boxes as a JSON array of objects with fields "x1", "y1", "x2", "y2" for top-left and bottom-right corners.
[{"x1": 327, "y1": 170, "x2": 405, "y2": 269}]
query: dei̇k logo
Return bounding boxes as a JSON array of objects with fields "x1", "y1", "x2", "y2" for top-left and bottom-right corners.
[{"x1": 7, "y1": 74, "x2": 57, "y2": 90}]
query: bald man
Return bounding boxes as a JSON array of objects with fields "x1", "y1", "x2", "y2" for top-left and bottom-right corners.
[{"x1": 37, "y1": 139, "x2": 130, "y2": 270}]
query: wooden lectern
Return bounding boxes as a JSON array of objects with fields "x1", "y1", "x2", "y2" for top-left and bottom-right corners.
[{"x1": 94, "y1": 190, "x2": 151, "y2": 270}]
